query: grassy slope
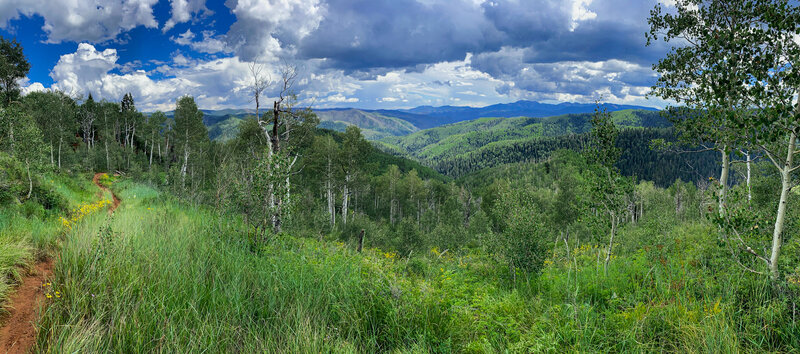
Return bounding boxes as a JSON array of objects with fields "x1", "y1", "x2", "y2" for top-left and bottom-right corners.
[
  {"x1": 28, "y1": 178, "x2": 800, "y2": 352},
  {"x1": 0, "y1": 166, "x2": 103, "y2": 316}
]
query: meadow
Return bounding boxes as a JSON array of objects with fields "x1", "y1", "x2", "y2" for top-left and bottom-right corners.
[{"x1": 1, "y1": 168, "x2": 795, "y2": 352}]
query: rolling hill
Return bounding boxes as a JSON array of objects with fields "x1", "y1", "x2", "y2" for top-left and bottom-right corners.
[
  {"x1": 154, "y1": 100, "x2": 660, "y2": 141},
  {"x1": 380, "y1": 109, "x2": 670, "y2": 161},
  {"x1": 396, "y1": 100, "x2": 659, "y2": 128}
]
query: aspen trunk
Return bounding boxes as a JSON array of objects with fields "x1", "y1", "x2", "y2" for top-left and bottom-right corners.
[
  {"x1": 181, "y1": 144, "x2": 189, "y2": 188},
  {"x1": 25, "y1": 159, "x2": 32, "y2": 199},
  {"x1": 149, "y1": 137, "x2": 154, "y2": 168},
  {"x1": 769, "y1": 131, "x2": 796, "y2": 279},
  {"x1": 342, "y1": 173, "x2": 350, "y2": 225},
  {"x1": 58, "y1": 136, "x2": 62, "y2": 169},
  {"x1": 105, "y1": 140, "x2": 110, "y2": 171},
  {"x1": 327, "y1": 180, "x2": 335, "y2": 227},
  {"x1": 746, "y1": 151, "x2": 752, "y2": 203},
  {"x1": 718, "y1": 147, "x2": 730, "y2": 216},
  {"x1": 604, "y1": 214, "x2": 617, "y2": 276}
]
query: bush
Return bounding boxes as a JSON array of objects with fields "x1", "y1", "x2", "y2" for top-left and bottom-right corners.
[
  {"x1": 491, "y1": 188, "x2": 552, "y2": 273},
  {"x1": 31, "y1": 184, "x2": 67, "y2": 211}
]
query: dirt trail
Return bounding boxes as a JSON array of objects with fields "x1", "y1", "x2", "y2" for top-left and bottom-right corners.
[
  {"x1": 0, "y1": 173, "x2": 119, "y2": 353},
  {"x1": 93, "y1": 173, "x2": 121, "y2": 213},
  {"x1": 0, "y1": 260, "x2": 53, "y2": 354}
]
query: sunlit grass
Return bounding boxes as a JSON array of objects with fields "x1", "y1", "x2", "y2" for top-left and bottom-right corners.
[{"x1": 6, "y1": 177, "x2": 797, "y2": 352}]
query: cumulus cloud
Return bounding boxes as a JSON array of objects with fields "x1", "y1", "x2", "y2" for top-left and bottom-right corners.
[
  {"x1": 171, "y1": 30, "x2": 231, "y2": 53},
  {"x1": 18, "y1": 77, "x2": 46, "y2": 95},
  {"x1": 225, "y1": 0, "x2": 326, "y2": 62},
  {"x1": 470, "y1": 47, "x2": 659, "y2": 104},
  {"x1": 322, "y1": 93, "x2": 358, "y2": 103},
  {"x1": 163, "y1": 0, "x2": 210, "y2": 32},
  {"x1": 7, "y1": 0, "x2": 675, "y2": 110},
  {"x1": 44, "y1": 43, "x2": 259, "y2": 111},
  {"x1": 0, "y1": 0, "x2": 158, "y2": 43}
]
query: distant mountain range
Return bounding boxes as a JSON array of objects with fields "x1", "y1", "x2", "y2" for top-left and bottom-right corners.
[
  {"x1": 157, "y1": 100, "x2": 660, "y2": 141},
  {"x1": 394, "y1": 101, "x2": 659, "y2": 128}
]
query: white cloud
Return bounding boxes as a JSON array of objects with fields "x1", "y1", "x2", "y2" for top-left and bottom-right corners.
[
  {"x1": 0, "y1": 0, "x2": 158, "y2": 43},
  {"x1": 225, "y1": 0, "x2": 326, "y2": 61},
  {"x1": 322, "y1": 93, "x2": 358, "y2": 103},
  {"x1": 50, "y1": 43, "x2": 119, "y2": 95},
  {"x1": 42, "y1": 43, "x2": 283, "y2": 111},
  {"x1": 171, "y1": 30, "x2": 231, "y2": 54},
  {"x1": 570, "y1": 0, "x2": 597, "y2": 31},
  {"x1": 17, "y1": 77, "x2": 46, "y2": 95},
  {"x1": 163, "y1": 0, "x2": 209, "y2": 32}
]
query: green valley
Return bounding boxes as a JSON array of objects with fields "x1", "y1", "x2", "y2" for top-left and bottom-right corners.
[{"x1": 4, "y1": 1, "x2": 800, "y2": 353}]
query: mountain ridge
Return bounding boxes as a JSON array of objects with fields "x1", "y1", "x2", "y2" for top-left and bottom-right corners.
[{"x1": 154, "y1": 100, "x2": 661, "y2": 141}]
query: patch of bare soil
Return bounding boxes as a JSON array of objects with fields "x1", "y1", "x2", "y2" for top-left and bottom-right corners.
[
  {"x1": 0, "y1": 259, "x2": 53, "y2": 353},
  {"x1": 0, "y1": 173, "x2": 121, "y2": 353}
]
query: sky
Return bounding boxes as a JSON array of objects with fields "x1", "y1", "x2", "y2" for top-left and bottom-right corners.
[{"x1": 0, "y1": 0, "x2": 676, "y2": 112}]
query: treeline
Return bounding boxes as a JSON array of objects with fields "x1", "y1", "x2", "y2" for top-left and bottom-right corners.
[
  {"x1": 0, "y1": 90, "x2": 220, "y2": 196},
  {"x1": 0, "y1": 68, "x2": 480, "y2": 256},
  {"x1": 433, "y1": 128, "x2": 719, "y2": 186}
]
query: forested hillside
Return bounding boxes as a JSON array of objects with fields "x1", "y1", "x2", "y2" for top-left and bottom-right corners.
[
  {"x1": 3, "y1": 1, "x2": 800, "y2": 352},
  {"x1": 169, "y1": 104, "x2": 660, "y2": 142},
  {"x1": 168, "y1": 108, "x2": 419, "y2": 141},
  {"x1": 381, "y1": 109, "x2": 668, "y2": 159},
  {"x1": 378, "y1": 109, "x2": 717, "y2": 185}
]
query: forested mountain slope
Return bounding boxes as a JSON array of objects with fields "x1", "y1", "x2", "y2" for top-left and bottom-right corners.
[
  {"x1": 161, "y1": 102, "x2": 659, "y2": 142},
  {"x1": 396, "y1": 100, "x2": 658, "y2": 128},
  {"x1": 380, "y1": 109, "x2": 669, "y2": 161},
  {"x1": 375, "y1": 109, "x2": 714, "y2": 186},
  {"x1": 164, "y1": 108, "x2": 420, "y2": 141}
]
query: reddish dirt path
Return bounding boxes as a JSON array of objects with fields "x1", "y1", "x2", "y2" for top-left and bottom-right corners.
[
  {"x1": 0, "y1": 260, "x2": 53, "y2": 353},
  {"x1": 0, "y1": 173, "x2": 119, "y2": 353},
  {"x1": 93, "y1": 173, "x2": 121, "y2": 213}
]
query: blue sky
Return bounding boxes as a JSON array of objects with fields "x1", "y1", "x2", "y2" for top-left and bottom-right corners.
[{"x1": 0, "y1": 0, "x2": 674, "y2": 111}]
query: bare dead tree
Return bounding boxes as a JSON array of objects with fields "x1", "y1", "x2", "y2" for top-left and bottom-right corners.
[
  {"x1": 246, "y1": 62, "x2": 318, "y2": 234},
  {"x1": 248, "y1": 61, "x2": 272, "y2": 122}
]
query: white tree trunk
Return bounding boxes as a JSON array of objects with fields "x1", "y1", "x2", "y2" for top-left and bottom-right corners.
[
  {"x1": 285, "y1": 155, "x2": 297, "y2": 221},
  {"x1": 746, "y1": 151, "x2": 752, "y2": 203},
  {"x1": 342, "y1": 173, "x2": 350, "y2": 225},
  {"x1": 327, "y1": 180, "x2": 335, "y2": 227},
  {"x1": 105, "y1": 140, "x2": 110, "y2": 171},
  {"x1": 149, "y1": 137, "x2": 154, "y2": 168},
  {"x1": 26, "y1": 159, "x2": 32, "y2": 199},
  {"x1": 58, "y1": 136, "x2": 62, "y2": 169},
  {"x1": 718, "y1": 147, "x2": 730, "y2": 216},
  {"x1": 181, "y1": 144, "x2": 189, "y2": 187},
  {"x1": 769, "y1": 131, "x2": 796, "y2": 279},
  {"x1": 604, "y1": 214, "x2": 617, "y2": 276}
]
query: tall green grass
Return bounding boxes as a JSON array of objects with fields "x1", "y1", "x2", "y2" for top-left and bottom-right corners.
[
  {"x1": 30, "y1": 179, "x2": 800, "y2": 352},
  {"x1": 0, "y1": 172, "x2": 97, "y2": 315}
]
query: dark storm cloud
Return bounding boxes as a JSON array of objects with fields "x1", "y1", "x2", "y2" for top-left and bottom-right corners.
[
  {"x1": 291, "y1": 0, "x2": 669, "y2": 72},
  {"x1": 521, "y1": 21, "x2": 665, "y2": 65},
  {"x1": 297, "y1": 0, "x2": 506, "y2": 70}
]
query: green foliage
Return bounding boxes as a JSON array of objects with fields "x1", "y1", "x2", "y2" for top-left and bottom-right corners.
[
  {"x1": 316, "y1": 108, "x2": 418, "y2": 139},
  {"x1": 0, "y1": 36, "x2": 30, "y2": 106},
  {"x1": 491, "y1": 186, "x2": 552, "y2": 273}
]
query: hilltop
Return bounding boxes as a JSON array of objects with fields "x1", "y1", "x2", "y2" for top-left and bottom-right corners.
[{"x1": 153, "y1": 100, "x2": 660, "y2": 141}]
